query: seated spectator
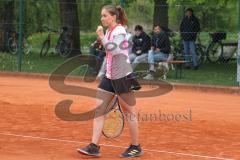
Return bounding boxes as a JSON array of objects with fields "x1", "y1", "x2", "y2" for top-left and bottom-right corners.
[
  {"x1": 129, "y1": 25, "x2": 151, "y2": 69},
  {"x1": 89, "y1": 38, "x2": 105, "y2": 62},
  {"x1": 88, "y1": 38, "x2": 106, "y2": 76},
  {"x1": 143, "y1": 24, "x2": 171, "y2": 80}
]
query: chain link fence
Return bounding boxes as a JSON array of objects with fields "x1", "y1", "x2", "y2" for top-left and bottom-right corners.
[{"x1": 0, "y1": 0, "x2": 238, "y2": 86}]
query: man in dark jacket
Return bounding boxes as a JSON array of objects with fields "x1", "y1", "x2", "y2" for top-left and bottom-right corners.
[
  {"x1": 129, "y1": 25, "x2": 151, "y2": 69},
  {"x1": 180, "y1": 8, "x2": 200, "y2": 69},
  {"x1": 143, "y1": 24, "x2": 171, "y2": 80}
]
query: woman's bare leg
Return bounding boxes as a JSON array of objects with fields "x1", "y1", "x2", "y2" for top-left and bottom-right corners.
[
  {"x1": 118, "y1": 91, "x2": 138, "y2": 146},
  {"x1": 91, "y1": 89, "x2": 114, "y2": 145}
]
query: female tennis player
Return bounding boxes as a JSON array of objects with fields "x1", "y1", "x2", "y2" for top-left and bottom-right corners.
[{"x1": 77, "y1": 5, "x2": 143, "y2": 158}]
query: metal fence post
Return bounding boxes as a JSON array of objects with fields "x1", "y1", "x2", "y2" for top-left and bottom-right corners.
[
  {"x1": 237, "y1": 0, "x2": 240, "y2": 86},
  {"x1": 18, "y1": 0, "x2": 24, "y2": 72}
]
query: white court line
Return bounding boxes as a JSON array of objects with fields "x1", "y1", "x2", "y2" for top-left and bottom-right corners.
[{"x1": 0, "y1": 132, "x2": 235, "y2": 160}]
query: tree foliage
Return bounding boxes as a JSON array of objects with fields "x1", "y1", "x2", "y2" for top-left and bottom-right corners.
[
  {"x1": 0, "y1": 0, "x2": 238, "y2": 34},
  {"x1": 167, "y1": 0, "x2": 238, "y2": 32}
]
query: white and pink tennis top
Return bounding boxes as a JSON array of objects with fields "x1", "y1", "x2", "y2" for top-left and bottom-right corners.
[{"x1": 101, "y1": 25, "x2": 132, "y2": 80}]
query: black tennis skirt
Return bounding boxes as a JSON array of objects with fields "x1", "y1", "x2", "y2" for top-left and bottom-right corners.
[{"x1": 98, "y1": 72, "x2": 141, "y2": 94}]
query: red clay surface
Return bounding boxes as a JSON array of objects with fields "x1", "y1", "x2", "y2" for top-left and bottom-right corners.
[{"x1": 0, "y1": 74, "x2": 240, "y2": 160}]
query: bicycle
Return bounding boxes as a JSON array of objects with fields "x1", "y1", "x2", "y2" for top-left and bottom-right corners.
[
  {"x1": 206, "y1": 32, "x2": 226, "y2": 63},
  {"x1": 40, "y1": 26, "x2": 73, "y2": 58},
  {"x1": 206, "y1": 32, "x2": 237, "y2": 63},
  {"x1": 178, "y1": 32, "x2": 237, "y2": 64},
  {"x1": 6, "y1": 30, "x2": 31, "y2": 55}
]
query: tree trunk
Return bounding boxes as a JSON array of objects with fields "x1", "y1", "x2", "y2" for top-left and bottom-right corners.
[
  {"x1": 0, "y1": 0, "x2": 15, "y2": 51},
  {"x1": 59, "y1": 0, "x2": 80, "y2": 55},
  {"x1": 153, "y1": 0, "x2": 168, "y2": 29}
]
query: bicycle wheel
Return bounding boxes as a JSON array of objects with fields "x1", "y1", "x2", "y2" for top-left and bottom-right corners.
[
  {"x1": 206, "y1": 41, "x2": 223, "y2": 63},
  {"x1": 56, "y1": 40, "x2": 72, "y2": 58},
  {"x1": 40, "y1": 40, "x2": 50, "y2": 57},
  {"x1": 196, "y1": 44, "x2": 206, "y2": 65},
  {"x1": 219, "y1": 43, "x2": 237, "y2": 63},
  {"x1": 7, "y1": 38, "x2": 18, "y2": 55}
]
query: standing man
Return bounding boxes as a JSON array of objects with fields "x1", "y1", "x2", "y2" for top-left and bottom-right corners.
[{"x1": 180, "y1": 8, "x2": 200, "y2": 70}]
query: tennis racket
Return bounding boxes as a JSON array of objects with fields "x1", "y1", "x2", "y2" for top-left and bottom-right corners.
[{"x1": 102, "y1": 96, "x2": 125, "y2": 138}]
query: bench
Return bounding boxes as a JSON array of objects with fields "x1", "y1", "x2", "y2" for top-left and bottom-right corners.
[
  {"x1": 166, "y1": 60, "x2": 188, "y2": 79},
  {"x1": 157, "y1": 54, "x2": 188, "y2": 79}
]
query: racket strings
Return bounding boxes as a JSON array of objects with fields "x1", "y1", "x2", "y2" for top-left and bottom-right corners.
[{"x1": 103, "y1": 102, "x2": 124, "y2": 138}]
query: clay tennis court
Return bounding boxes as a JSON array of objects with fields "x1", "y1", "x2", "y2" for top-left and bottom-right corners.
[{"x1": 0, "y1": 72, "x2": 240, "y2": 160}]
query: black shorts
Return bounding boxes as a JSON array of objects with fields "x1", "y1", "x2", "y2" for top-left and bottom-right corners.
[{"x1": 98, "y1": 73, "x2": 141, "y2": 94}]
